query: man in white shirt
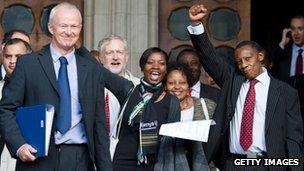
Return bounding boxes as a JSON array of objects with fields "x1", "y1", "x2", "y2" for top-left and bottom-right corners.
[
  {"x1": 98, "y1": 35, "x2": 140, "y2": 135},
  {"x1": 0, "y1": 38, "x2": 32, "y2": 171},
  {"x1": 188, "y1": 4, "x2": 303, "y2": 170}
]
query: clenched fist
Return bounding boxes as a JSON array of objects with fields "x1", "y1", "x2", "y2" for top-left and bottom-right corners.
[{"x1": 189, "y1": 4, "x2": 208, "y2": 23}]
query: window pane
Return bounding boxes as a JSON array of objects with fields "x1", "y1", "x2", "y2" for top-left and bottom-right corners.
[
  {"x1": 2, "y1": 5, "x2": 34, "y2": 33},
  {"x1": 169, "y1": 7, "x2": 190, "y2": 41},
  {"x1": 41, "y1": 4, "x2": 57, "y2": 36},
  {"x1": 208, "y1": 8, "x2": 240, "y2": 41}
]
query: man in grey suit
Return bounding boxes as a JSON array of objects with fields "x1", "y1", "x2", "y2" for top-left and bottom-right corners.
[
  {"x1": 188, "y1": 4, "x2": 303, "y2": 171},
  {"x1": 0, "y1": 2, "x2": 132, "y2": 171}
]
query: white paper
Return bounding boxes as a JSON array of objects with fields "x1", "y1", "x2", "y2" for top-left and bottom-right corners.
[
  {"x1": 45, "y1": 105, "x2": 55, "y2": 155},
  {"x1": 159, "y1": 120, "x2": 214, "y2": 142}
]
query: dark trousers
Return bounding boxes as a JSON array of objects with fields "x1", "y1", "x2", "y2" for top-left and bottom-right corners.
[{"x1": 16, "y1": 143, "x2": 93, "y2": 171}]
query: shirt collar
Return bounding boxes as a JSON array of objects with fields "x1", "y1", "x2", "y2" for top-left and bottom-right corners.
[
  {"x1": 1, "y1": 65, "x2": 6, "y2": 79},
  {"x1": 191, "y1": 81, "x2": 201, "y2": 92},
  {"x1": 292, "y1": 44, "x2": 304, "y2": 52},
  {"x1": 245, "y1": 67, "x2": 269, "y2": 86},
  {"x1": 50, "y1": 44, "x2": 75, "y2": 64}
]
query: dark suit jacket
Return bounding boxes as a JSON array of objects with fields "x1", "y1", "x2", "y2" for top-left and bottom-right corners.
[
  {"x1": 200, "y1": 83, "x2": 220, "y2": 102},
  {"x1": 272, "y1": 44, "x2": 304, "y2": 143},
  {"x1": 190, "y1": 32, "x2": 303, "y2": 171},
  {"x1": 0, "y1": 45, "x2": 133, "y2": 171},
  {"x1": 0, "y1": 65, "x2": 5, "y2": 161},
  {"x1": 272, "y1": 43, "x2": 293, "y2": 82}
]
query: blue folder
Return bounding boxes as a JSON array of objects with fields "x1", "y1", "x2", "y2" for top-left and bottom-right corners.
[{"x1": 16, "y1": 104, "x2": 54, "y2": 157}]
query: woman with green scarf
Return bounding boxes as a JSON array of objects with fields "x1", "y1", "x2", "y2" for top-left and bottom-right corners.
[{"x1": 113, "y1": 47, "x2": 181, "y2": 171}]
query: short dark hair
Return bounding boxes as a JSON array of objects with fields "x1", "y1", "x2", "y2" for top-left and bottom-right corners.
[
  {"x1": 2, "y1": 29, "x2": 30, "y2": 45},
  {"x1": 165, "y1": 62, "x2": 193, "y2": 87},
  {"x1": 3, "y1": 38, "x2": 32, "y2": 53},
  {"x1": 235, "y1": 40, "x2": 263, "y2": 53},
  {"x1": 176, "y1": 48, "x2": 198, "y2": 63},
  {"x1": 291, "y1": 14, "x2": 304, "y2": 21},
  {"x1": 139, "y1": 47, "x2": 168, "y2": 71}
]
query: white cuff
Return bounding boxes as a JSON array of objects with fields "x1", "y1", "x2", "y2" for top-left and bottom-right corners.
[
  {"x1": 279, "y1": 43, "x2": 285, "y2": 50},
  {"x1": 187, "y1": 23, "x2": 205, "y2": 35}
]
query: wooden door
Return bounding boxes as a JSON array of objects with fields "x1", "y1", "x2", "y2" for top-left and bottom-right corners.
[
  {"x1": 0, "y1": 0, "x2": 83, "y2": 51},
  {"x1": 159, "y1": 0, "x2": 250, "y2": 64}
]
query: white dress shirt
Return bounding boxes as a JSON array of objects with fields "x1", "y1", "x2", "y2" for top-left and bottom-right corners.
[
  {"x1": 190, "y1": 81, "x2": 201, "y2": 98},
  {"x1": 229, "y1": 68, "x2": 270, "y2": 154},
  {"x1": 187, "y1": 23, "x2": 270, "y2": 154}
]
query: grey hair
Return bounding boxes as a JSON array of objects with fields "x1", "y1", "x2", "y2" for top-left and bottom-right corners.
[
  {"x1": 48, "y1": 2, "x2": 82, "y2": 24},
  {"x1": 98, "y1": 35, "x2": 128, "y2": 54}
]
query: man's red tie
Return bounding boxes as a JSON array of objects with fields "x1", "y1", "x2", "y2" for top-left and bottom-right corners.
[
  {"x1": 295, "y1": 49, "x2": 303, "y2": 75},
  {"x1": 240, "y1": 79, "x2": 258, "y2": 151},
  {"x1": 105, "y1": 91, "x2": 110, "y2": 132}
]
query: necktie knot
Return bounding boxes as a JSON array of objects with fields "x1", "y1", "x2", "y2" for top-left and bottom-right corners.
[
  {"x1": 59, "y1": 56, "x2": 68, "y2": 65},
  {"x1": 249, "y1": 79, "x2": 258, "y2": 86},
  {"x1": 299, "y1": 49, "x2": 303, "y2": 55}
]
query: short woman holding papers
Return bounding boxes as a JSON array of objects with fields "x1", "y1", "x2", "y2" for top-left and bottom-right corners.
[
  {"x1": 161, "y1": 62, "x2": 218, "y2": 170},
  {"x1": 113, "y1": 47, "x2": 181, "y2": 171}
]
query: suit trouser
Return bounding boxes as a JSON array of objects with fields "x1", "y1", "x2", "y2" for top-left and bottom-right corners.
[{"x1": 16, "y1": 144, "x2": 93, "y2": 171}]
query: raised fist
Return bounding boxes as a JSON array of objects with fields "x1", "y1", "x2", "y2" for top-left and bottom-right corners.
[{"x1": 189, "y1": 4, "x2": 208, "y2": 23}]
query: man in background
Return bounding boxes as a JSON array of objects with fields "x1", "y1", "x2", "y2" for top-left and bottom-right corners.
[
  {"x1": 98, "y1": 35, "x2": 140, "y2": 135},
  {"x1": 99, "y1": 35, "x2": 140, "y2": 85},
  {"x1": 0, "y1": 38, "x2": 32, "y2": 171},
  {"x1": 272, "y1": 15, "x2": 304, "y2": 141},
  {"x1": 177, "y1": 48, "x2": 220, "y2": 102}
]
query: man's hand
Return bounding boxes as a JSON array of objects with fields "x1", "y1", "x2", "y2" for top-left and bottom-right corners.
[
  {"x1": 279, "y1": 28, "x2": 291, "y2": 48},
  {"x1": 17, "y1": 144, "x2": 37, "y2": 162},
  {"x1": 189, "y1": 4, "x2": 208, "y2": 23}
]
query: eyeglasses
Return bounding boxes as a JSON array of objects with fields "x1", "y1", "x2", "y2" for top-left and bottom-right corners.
[
  {"x1": 56, "y1": 23, "x2": 82, "y2": 31},
  {"x1": 105, "y1": 50, "x2": 125, "y2": 56}
]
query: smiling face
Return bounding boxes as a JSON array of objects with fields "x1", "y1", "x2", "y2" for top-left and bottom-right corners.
[
  {"x1": 102, "y1": 39, "x2": 128, "y2": 74},
  {"x1": 166, "y1": 69, "x2": 189, "y2": 101},
  {"x1": 48, "y1": 6, "x2": 82, "y2": 55},
  {"x1": 290, "y1": 17, "x2": 304, "y2": 46},
  {"x1": 142, "y1": 52, "x2": 167, "y2": 85},
  {"x1": 235, "y1": 45, "x2": 264, "y2": 79}
]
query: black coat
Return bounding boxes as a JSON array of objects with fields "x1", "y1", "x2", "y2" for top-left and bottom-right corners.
[{"x1": 0, "y1": 45, "x2": 133, "y2": 171}]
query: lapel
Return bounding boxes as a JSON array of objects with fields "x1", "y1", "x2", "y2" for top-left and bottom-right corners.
[
  {"x1": 264, "y1": 77, "x2": 280, "y2": 133},
  {"x1": 230, "y1": 74, "x2": 245, "y2": 115},
  {"x1": 75, "y1": 51, "x2": 88, "y2": 100},
  {"x1": 0, "y1": 65, "x2": 2, "y2": 81},
  {"x1": 37, "y1": 45, "x2": 59, "y2": 95}
]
